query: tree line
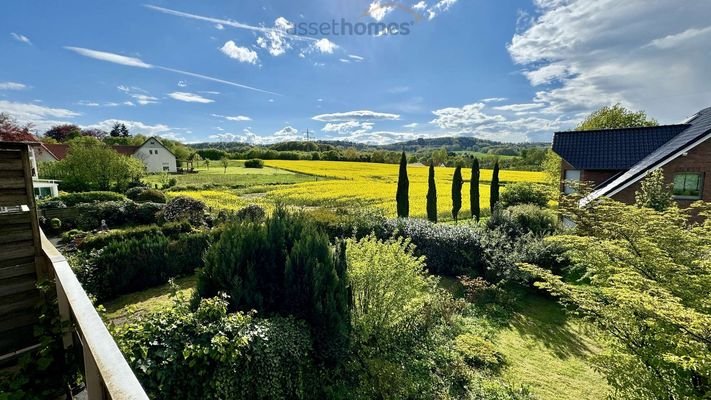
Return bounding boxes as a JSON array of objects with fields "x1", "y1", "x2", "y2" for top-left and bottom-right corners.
[{"x1": 396, "y1": 152, "x2": 501, "y2": 222}]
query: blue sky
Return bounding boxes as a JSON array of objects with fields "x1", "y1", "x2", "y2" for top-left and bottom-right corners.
[{"x1": 2, "y1": 0, "x2": 710, "y2": 144}]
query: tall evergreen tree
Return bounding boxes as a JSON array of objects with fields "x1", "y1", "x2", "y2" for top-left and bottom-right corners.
[
  {"x1": 470, "y1": 158, "x2": 480, "y2": 221},
  {"x1": 426, "y1": 162, "x2": 437, "y2": 222},
  {"x1": 396, "y1": 152, "x2": 409, "y2": 218},
  {"x1": 490, "y1": 161, "x2": 500, "y2": 211},
  {"x1": 451, "y1": 166, "x2": 463, "y2": 221}
]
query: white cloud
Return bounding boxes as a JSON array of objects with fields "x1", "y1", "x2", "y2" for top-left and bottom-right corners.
[
  {"x1": 10, "y1": 32, "x2": 31, "y2": 45},
  {"x1": 65, "y1": 46, "x2": 153, "y2": 68},
  {"x1": 403, "y1": 122, "x2": 419, "y2": 128},
  {"x1": 313, "y1": 38, "x2": 338, "y2": 54},
  {"x1": 0, "y1": 82, "x2": 27, "y2": 90},
  {"x1": 215, "y1": 23, "x2": 224, "y2": 30},
  {"x1": 348, "y1": 54, "x2": 365, "y2": 61},
  {"x1": 168, "y1": 91, "x2": 215, "y2": 104},
  {"x1": 507, "y1": 0, "x2": 711, "y2": 120},
  {"x1": 481, "y1": 97, "x2": 507, "y2": 103},
  {"x1": 117, "y1": 86, "x2": 159, "y2": 105},
  {"x1": 312, "y1": 110, "x2": 400, "y2": 122},
  {"x1": 646, "y1": 25, "x2": 711, "y2": 49},
  {"x1": 431, "y1": 103, "x2": 505, "y2": 130},
  {"x1": 413, "y1": 1, "x2": 428, "y2": 10},
  {"x1": 66, "y1": 46, "x2": 280, "y2": 95},
  {"x1": 178, "y1": 80, "x2": 188, "y2": 87},
  {"x1": 322, "y1": 121, "x2": 374, "y2": 135},
  {"x1": 339, "y1": 58, "x2": 351, "y2": 63},
  {"x1": 492, "y1": 103, "x2": 545, "y2": 112},
  {"x1": 0, "y1": 100, "x2": 80, "y2": 132},
  {"x1": 85, "y1": 119, "x2": 187, "y2": 141},
  {"x1": 212, "y1": 113, "x2": 252, "y2": 122},
  {"x1": 220, "y1": 40, "x2": 259, "y2": 64},
  {"x1": 368, "y1": 1, "x2": 395, "y2": 21},
  {"x1": 272, "y1": 126, "x2": 300, "y2": 140}
]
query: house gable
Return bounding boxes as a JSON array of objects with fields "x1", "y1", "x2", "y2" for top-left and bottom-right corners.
[{"x1": 134, "y1": 137, "x2": 177, "y2": 173}]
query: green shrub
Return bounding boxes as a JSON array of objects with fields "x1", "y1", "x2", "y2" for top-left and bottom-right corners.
[
  {"x1": 78, "y1": 222, "x2": 193, "y2": 251},
  {"x1": 56, "y1": 191, "x2": 126, "y2": 206},
  {"x1": 244, "y1": 159, "x2": 264, "y2": 168},
  {"x1": 380, "y1": 218, "x2": 484, "y2": 276},
  {"x1": 163, "y1": 196, "x2": 206, "y2": 226},
  {"x1": 75, "y1": 200, "x2": 131, "y2": 230},
  {"x1": 136, "y1": 189, "x2": 167, "y2": 204},
  {"x1": 134, "y1": 202, "x2": 165, "y2": 224},
  {"x1": 488, "y1": 204, "x2": 558, "y2": 237},
  {"x1": 454, "y1": 333, "x2": 505, "y2": 370},
  {"x1": 235, "y1": 204, "x2": 266, "y2": 222},
  {"x1": 499, "y1": 182, "x2": 550, "y2": 208},
  {"x1": 38, "y1": 199, "x2": 67, "y2": 209},
  {"x1": 49, "y1": 218, "x2": 62, "y2": 229},
  {"x1": 61, "y1": 229, "x2": 87, "y2": 244},
  {"x1": 197, "y1": 208, "x2": 350, "y2": 365},
  {"x1": 114, "y1": 296, "x2": 316, "y2": 400},
  {"x1": 125, "y1": 186, "x2": 147, "y2": 200},
  {"x1": 76, "y1": 230, "x2": 208, "y2": 301}
]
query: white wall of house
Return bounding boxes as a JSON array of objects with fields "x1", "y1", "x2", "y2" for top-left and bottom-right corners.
[
  {"x1": 134, "y1": 138, "x2": 177, "y2": 173},
  {"x1": 29, "y1": 147, "x2": 59, "y2": 198}
]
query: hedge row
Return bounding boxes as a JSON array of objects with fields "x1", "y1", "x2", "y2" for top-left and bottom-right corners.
[
  {"x1": 75, "y1": 231, "x2": 211, "y2": 301},
  {"x1": 78, "y1": 221, "x2": 193, "y2": 251},
  {"x1": 75, "y1": 201, "x2": 164, "y2": 230}
]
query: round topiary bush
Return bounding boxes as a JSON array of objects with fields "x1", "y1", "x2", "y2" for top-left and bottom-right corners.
[
  {"x1": 125, "y1": 186, "x2": 147, "y2": 200},
  {"x1": 163, "y1": 196, "x2": 206, "y2": 226},
  {"x1": 136, "y1": 189, "x2": 167, "y2": 204},
  {"x1": 499, "y1": 182, "x2": 549, "y2": 209},
  {"x1": 50, "y1": 218, "x2": 62, "y2": 230},
  {"x1": 488, "y1": 204, "x2": 558, "y2": 237}
]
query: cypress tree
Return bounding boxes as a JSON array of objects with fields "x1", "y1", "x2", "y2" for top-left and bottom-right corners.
[
  {"x1": 451, "y1": 166, "x2": 463, "y2": 221},
  {"x1": 490, "y1": 161, "x2": 500, "y2": 211},
  {"x1": 426, "y1": 162, "x2": 437, "y2": 222},
  {"x1": 470, "y1": 158, "x2": 481, "y2": 221},
  {"x1": 396, "y1": 152, "x2": 409, "y2": 218}
]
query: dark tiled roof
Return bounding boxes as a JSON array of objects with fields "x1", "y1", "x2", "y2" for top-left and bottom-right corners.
[
  {"x1": 553, "y1": 124, "x2": 689, "y2": 170},
  {"x1": 113, "y1": 145, "x2": 140, "y2": 156},
  {"x1": 585, "y1": 107, "x2": 711, "y2": 203}
]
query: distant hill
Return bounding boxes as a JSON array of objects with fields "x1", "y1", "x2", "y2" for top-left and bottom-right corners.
[{"x1": 189, "y1": 136, "x2": 550, "y2": 156}]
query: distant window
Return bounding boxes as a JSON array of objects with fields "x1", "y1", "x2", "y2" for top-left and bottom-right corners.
[
  {"x1": 564, "y1": 170, "x2": 581, "y2": 194},
  {"x1": 162, "y1": 163, "x2": 170, "y2": 172},
  {"x1": 155, "y1": 149, "x2": 158, "y2": 155},
  {"x1": 673, "y1": 173, "x2": 703, "y2": 199},
  {"x1": 150, "y1": 141, "x2": 155, "y2": 145}
]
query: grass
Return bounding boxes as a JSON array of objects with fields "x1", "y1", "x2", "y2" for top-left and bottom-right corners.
[
  {"x1": 101, "y1": 275, "x2": 197, "y2": 325},
  {"x1": 493, "y1": 294, "x2": 609, "y2": 400},
  {"x1": 104, "y1": 273, "x2": 609, "y2": 400}
]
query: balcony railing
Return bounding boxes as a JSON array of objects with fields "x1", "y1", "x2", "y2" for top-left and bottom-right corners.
[{"x1": 42, "y1": 231, "x2": 150, "y2": 400}]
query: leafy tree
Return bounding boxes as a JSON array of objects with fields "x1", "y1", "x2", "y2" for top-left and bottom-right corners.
[
  {"x1": 396, "y1": 152, "x2": 409, "y2": 218},
  {"x1": 431, "y1": 146, "x2": 448, "y2": 166},
  {"x1": 451, "y1": 166, "x2": 463, "y2": 221},
  {"x1": 0, "y1": 113, "x2": 36, "y2": 141},
  {"x1": 40, "y1": 136, "x2": 144, "y2": 191},
  {"x1": 470, "y1": 158, "x2": 480, "y2": 221},
  {"x1": 499, "y1": 182, "x2": 549, "y2": 208},
  {"x1": 522, "y1": 200, "x2": 711, "y2": 399},
  {"x1": 220, "y1": 156, "x2": 229, "y2": 173},
  {"x1": 490, "y1": 161, "x2": 500, "y2": 211},
  {"x1": 44, "y1": 124, "x2": 82, "y2": 142},
  {"x1": 576, "y1": 103, "x2": 658, "y2": 131},
  {"x1": 635, "y1": 168, "x2": 674, "y2": 212},
  {"x1": 426, "y1": 162, "x2": 437, "y2": 222},
  {"x1": 542, "y1": 148, "x2": 562, "y2": 198},
  {"x1": 81, "y1": 128, "x2": 108, "y2": 140},
  {"x1": 110, "y1": 122, "x2": 130, "y2": 137}
]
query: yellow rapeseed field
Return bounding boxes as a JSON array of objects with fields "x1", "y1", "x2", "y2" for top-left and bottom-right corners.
[
  {"x1": 169, "y1": 161, "x2": 545, "y2": 219},
  {"x1": 263, "y1": 161, "x2": 545, "y2": 219}
]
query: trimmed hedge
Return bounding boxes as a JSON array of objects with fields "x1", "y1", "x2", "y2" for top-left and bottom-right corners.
[
  {"x1": 244, "y1": 159, "x2": 264, "y2": 168},
  {"x1": 56, "y1": 191, "x2": 126, "y2": 206},
  {"x1": 136, "y1": 189, "x2": 167, "y2": 204},
  {"x1": 76, "y1": 231, "x2": 210, "y2": 301},
  {"x1": 75, "y1": 200, "x2": 165, "y2": 230},
  {"x1": 78, "y1": 221, "x2": 193, "y2": 251}
]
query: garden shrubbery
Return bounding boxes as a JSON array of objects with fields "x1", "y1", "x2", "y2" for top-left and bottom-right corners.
[
  {"x1": 75, "y1": 230, "x2": 209, "y2": 301},
  {"x1": 78, "y1": 221, "x2": 193, "y2": 251},
  {"x1": 136, "y1": 189, "x2": 167, "y2": 204},
  {"x1": 499, "y1": 182, "x2": 550, "y2": 208},
  {"x1": 53, "y1": 191, "x2": 127, "y2": 206},
  {"x1": 74, "y1": 200, "x2": 165, "y2": 230},
  {"x1": 162, "y1": 196, "x2": 207, "y2": 226},
  {"x1": 487, "y1": 204, "x2": 558, "y2": 237}
]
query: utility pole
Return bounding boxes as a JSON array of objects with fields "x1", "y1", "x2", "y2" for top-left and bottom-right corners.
[{"x1": 304, "y1": 128, "x2": 311, "y2": 141}]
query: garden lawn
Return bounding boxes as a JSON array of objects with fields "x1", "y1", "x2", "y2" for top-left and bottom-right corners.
[
  {"x1": 494, "y1": 295, "x2": 609, "y2": 400},
  {"x1": 102, "y1": 275, "x2": 197, "y2": 325}
]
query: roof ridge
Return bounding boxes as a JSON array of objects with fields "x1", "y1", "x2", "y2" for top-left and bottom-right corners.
[{"x1": 555, "y1": 123, "x2": 690, "y2": 134}]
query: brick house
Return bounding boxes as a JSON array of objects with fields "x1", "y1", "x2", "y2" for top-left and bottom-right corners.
[{"x1": 552, "y1": 106, "x2": 711, "y2": 207}]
